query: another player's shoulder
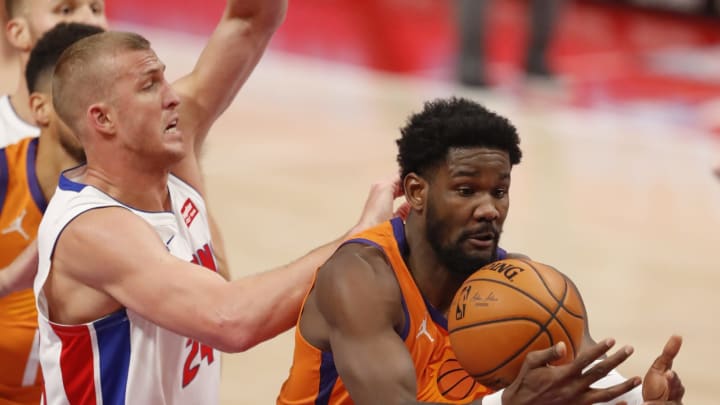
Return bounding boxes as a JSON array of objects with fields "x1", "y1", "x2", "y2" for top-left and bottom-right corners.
[
  {"x1": 316, "y1": 242, "x2": 399, "y2": 299},
  {"x1": 324, "y1": 242, "x2": 392, "y2": 276}
]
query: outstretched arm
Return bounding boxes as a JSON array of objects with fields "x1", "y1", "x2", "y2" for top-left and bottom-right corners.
[
  {"x1": 48, "y1": 177, "x2": 404, "y2": 352},
  {"x1": 0, "y1": 240, "x2": 37, "y2": 297},
  {"x1": 170, "y1": 0, "x2": 287, "y2": 194},
  {"x1": 174, "y1": 0, "x2": 286, "y2": 147}
]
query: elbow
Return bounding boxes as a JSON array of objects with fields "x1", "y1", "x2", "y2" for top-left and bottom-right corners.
[{"x1": 209, "y1": 313, "x2": 261, "y2": 353}]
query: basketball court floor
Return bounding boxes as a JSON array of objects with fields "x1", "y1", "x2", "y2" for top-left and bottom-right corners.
[
  {"x1": 2, "y1": 20, "x2": 718, "y2": 404},
  {"x1": 147, "y1": 30, "x2": 718, "y2": 404}
]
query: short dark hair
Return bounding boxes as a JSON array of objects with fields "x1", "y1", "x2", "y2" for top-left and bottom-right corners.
[
  {"x1": 26, "y1": 23, "x2": 105, "y2": 93},
  {"x1": 396, "y1": 97, "x2": 522, "y2": 180}
]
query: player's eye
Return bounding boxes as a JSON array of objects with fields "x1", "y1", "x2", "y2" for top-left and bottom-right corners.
[
  {"x1": 57, "y1": 4, "x2": 73, "y2": 14},
  {"x1": 91, "y1": 2, "x2": 104, "y2": 14},
  {"x1": 492, "y1": 189, "x2": 507, "y2": 199},
  {"x1": 457, "y1": 186, "x2": 474, "y2": 197}
]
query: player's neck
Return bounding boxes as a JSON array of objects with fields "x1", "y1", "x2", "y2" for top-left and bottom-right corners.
[
  {"x1": 35, "y1": 131, "x2": 82, "y2": 202},
  {"x1": 10, "y1": 77, "x2": 34, "y2": 125},
  {"x1": 83, "y1": 162, "x2": 172, "y2": 212}
]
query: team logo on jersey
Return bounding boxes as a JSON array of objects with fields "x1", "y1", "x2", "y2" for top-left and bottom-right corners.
[
  {"x1": 416, "y1": 316, "x2": 434, "y2": 342},
  {"x1": 192, "y1": 243, "x2": 217, "y2": 272},
  {"x1": 2, "y1": 209, "x2": 29, "y2": 240},
  {"x1": 182, "y1": 338, "x2": 215, "y2": 388},
  {"x1": 182, "y1": 244, "x2": 219, "y2": 388},
  {"x1": 181, "y1": 198, "x2": 199, "y2": 227}
]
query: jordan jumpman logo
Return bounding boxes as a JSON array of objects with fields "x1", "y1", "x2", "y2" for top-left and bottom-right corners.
[
  {"x1": 416, "y1": 316, "x2": 435, "y2": 342},
  {"x1": 2, "y1": 209, "x2": 29, "y2": 240}
]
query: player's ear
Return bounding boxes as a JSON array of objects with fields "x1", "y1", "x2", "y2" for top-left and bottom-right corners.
[
  {"x1": 6, "y1": 17, "x2": 32, "y2": 52},
  {"x1": 29, "y1": 92, "x2": 51, "y2": 126},
  {"x1": 88, "y1": 103, "x2": 115, "y2": 136},
  {"x1": 404, "y1": 173, "x2": 427, "y2": 212}
]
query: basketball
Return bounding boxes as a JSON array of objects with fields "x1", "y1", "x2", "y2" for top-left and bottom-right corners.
[{"x1": 448, "y1": 258, "x2": 585, "y2": 390}]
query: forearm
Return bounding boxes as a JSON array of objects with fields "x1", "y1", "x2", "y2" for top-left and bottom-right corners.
[
  {"x1": 226, "y1": 0, "x2": 287, "y2": 31},
  {"x1": 223, "y1": 232, "x2": 350, "y2": 351},
  {"x1": 0, "y1": 241, "x2": 38, "y2": 297}
]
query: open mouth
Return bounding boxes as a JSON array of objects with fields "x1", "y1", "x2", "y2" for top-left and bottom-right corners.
[
  {"x1": 466, "y1": 232, "x2": 496, "y2": 248},
  {"x1": 164, "y1": 118, "x2": 179, "y2": 134}
]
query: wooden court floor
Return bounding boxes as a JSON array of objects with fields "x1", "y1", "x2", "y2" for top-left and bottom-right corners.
[{"x1": 2, "y1": 26, "x2": 719, "y2": 404}]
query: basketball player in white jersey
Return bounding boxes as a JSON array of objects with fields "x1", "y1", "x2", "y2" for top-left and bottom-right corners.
[
  {"x1": 1, "y1": 0, "x2": 107, "y2": 146},
  {"x1": 35, "y1": 1, "x2": 406, "y2": 403}
]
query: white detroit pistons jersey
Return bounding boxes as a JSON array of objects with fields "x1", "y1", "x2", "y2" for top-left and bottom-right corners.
[
  {"x1": 0, "y1": 95, "x2": 39, "y2": 148},
  {"x1": 34, "y1": 166, "x2": 221, "y2": 405}
]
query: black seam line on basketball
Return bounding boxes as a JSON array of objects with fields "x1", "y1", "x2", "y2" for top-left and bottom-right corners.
[
  {"x1": 517, "y1": 258, "x2": 563, "y2": 303},
  {"x1": 449, "y1": 316, "x2": 545, "y2": 334},
  {"x1": 523, "y1": 271, "x2": 577, "y2": 357},
  {"x1": 559, "y1": 277, "x2": 584, "y2": 319},
  {"x1": 449, "y1": 277, "x2": 574, "y2": 356},
  {"x1": 518, "y1": 259, "x2": 582, "y2": 354},
  {"x1": 440, "y1": 374, "x2": 474, "y2": 397},
  {"x1": 454, "y1": 277, "x2": 568, "y2": 379},
  {"x1": 451, "y1": 278, "x2": 556, "y2": 324},
  {"x1": 518, "y1": 258, "x2": 583, "y2": 320},
  {"x1": 467, "y1": 318, "x2": 550, "y2": 379}
]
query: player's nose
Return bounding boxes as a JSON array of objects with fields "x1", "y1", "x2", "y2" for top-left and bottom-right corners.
[
  {"x1": 163, "y1": 84, "x2": 181, "y2": 110},
  {"x1": 472, "y1": 195, "x2": 499, "y2": 222}
]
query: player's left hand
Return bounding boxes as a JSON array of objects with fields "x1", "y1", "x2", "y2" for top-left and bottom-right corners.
[
  {"x1": 641, "y1": 335, "x2": 684, "y2": 404},
  {"x1": 352, "y1": 176, "x2": 406, "y2": 233}
]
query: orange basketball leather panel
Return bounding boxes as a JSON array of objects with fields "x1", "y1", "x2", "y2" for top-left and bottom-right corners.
[{"x1": 449, "y1": 259, "x2": 586, "y2": 390}]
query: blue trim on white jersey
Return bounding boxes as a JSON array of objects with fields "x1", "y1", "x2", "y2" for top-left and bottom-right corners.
[
  {"x1": 93, "y1": 309, "x2": 131, "y2": 405},
  {"x1": 58, "y1": 169, "x2": 87, "y2": 192}
]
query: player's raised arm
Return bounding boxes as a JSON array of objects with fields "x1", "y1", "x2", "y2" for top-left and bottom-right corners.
[{"x1": 172, "y1": 0, "x2": 287, "y2": 151}]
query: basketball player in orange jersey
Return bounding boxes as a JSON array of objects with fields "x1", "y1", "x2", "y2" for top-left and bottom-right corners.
[
  {"x1": 0, "y1": 22, "x2": 102, "y2": 404},
  {"x1": 1, "y1": 0, "x2": 108, "y2": 147},
  {"x1": 277, "y1": 97, "x2": 685, "y2": 405}
]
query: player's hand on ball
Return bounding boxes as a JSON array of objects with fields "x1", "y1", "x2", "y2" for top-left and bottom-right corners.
[
  {"x1": 500, "y1": 339, "x2": 641, "y2": 405},
  {"x1": 641, "y1": 335, "x2": 684, "y2": 404}
]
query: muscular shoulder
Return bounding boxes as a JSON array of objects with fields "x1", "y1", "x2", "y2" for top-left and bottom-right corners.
[
  {"x1": 317, "y1": 243, "x2": 398, "y2": 294},
  {"x1": 314, "y1": 242, "x2": 403, "y2": 329}
]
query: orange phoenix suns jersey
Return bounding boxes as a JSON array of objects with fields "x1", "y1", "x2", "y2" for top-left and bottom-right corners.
[
  {"x1": 278, "y1": 217, "x2": 499, "y2": 404},
  {"x1": 0, "y1": 137, "x2": 45, "y2": 404}
]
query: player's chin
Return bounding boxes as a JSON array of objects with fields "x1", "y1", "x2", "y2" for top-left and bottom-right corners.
[{"x1": 163, "y1": 127, "x2": 183, "y2": 142}]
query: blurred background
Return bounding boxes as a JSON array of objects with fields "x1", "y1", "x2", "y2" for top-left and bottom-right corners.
[{"x1": 2, "y1": 0, "x2": 719, "y2": 404}]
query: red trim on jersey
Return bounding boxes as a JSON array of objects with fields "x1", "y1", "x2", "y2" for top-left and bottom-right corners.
[{"x1": 50, "y1": 323, "x2": 98, "y2": 405}]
